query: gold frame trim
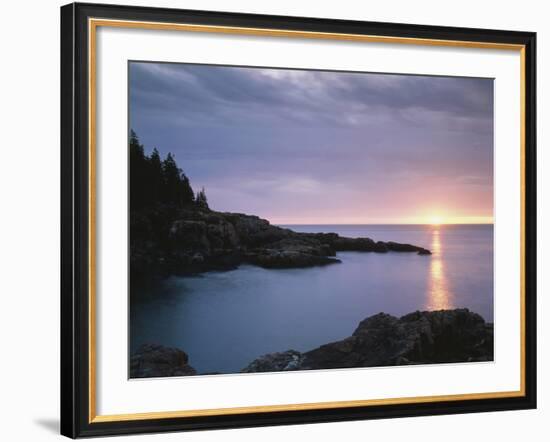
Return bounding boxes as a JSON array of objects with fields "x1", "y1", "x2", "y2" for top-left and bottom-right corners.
[{"x1": 88, "y1": 18, "x2": 527, "y2": 424}]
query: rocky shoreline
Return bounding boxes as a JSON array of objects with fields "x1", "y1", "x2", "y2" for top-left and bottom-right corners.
[
  {"x1": 130, "y1": 308, "x2": 493, "y2": 378},
  {"x1": 131, "y1": 205, "x2": 431, "y2": 280},
  {"x1": 129, "y1": 131, "x2": 430, "y2": 280}
]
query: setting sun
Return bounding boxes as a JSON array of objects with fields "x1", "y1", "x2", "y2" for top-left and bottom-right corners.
[{"x1": 430, "y1": 216, "x2": 443, "y2": 225}]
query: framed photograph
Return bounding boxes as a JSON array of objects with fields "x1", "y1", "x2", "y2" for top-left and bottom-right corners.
[{"x1": 60, "y1": 2, "x2": 536, "y2": 438}]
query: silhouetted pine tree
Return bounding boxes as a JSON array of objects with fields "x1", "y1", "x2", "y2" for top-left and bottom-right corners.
[
  {"x1": 162, "y1": 153, "x2": 194, "y2": 205},
  {"x1": 129, "y1": 130, "x2": 197, "y2": 210},
  {"x1": 129, "y1": 130, "x2": 147, "y2": 209},
  {"x1": 149, "y1": 148, "x2": 163, "y2": 203},
  {"x1": 181, "y1": 175, "x2": 195, "y2": 205},
  {"x1": 195, "y1": 187, "x2": 209, "y2": 209}
]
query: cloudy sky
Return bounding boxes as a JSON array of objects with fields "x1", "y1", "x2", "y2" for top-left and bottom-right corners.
[{"x1": 129, "y1": 61, "x2": 493, "y2": 224}]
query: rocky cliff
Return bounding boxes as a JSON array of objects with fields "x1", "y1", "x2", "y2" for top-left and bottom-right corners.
[{"x1": 131, "y1": 205, "x2": 431, "y2": 280}]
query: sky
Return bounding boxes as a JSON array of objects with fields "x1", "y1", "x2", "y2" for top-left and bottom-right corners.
[{"x1": 129, "y1": 61, "x2": 494, "y2": 225}]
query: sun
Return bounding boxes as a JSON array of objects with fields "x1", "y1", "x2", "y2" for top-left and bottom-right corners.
[{"x1": 429, "y1": 215, "x2": 443, "y2": 225}]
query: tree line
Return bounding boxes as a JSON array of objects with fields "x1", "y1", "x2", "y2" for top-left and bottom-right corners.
[{"x1": 130, "y1": 130, "x2": 208, "y2": 210}]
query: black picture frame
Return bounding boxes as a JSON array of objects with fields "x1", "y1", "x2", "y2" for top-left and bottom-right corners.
[{"x1": 61, "y1": 2, "x2": 537, "y2": 438}]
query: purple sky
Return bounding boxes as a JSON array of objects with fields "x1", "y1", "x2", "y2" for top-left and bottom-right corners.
[{"x1": 129, "y1": 62, "x2": 493, "y2": 224}]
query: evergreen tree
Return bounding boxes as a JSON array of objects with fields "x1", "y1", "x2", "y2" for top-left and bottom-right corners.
[
  {"x1": 181, "y1": 174, "x2": 195, "y2": 205},
  {"x1": 162, "y1": 153, "x2": 180, "y2": 204},
  {"x1": 195, "y1": 187, "x2": 209, "y2": 209},
  {"x1": 129, "y1": 130, "x2": 147, "y2": 209},
  {"x1": 129, "y1": 129, "x2": 141, "y2": 150},
  {"x1": 149, "y1": 148, "x2": 163, "y2": 203},
  {"x1": 129, "y1": 130, "x2": 197, "y2": 210},
  {"x1": 162, "y1": 153, "x2": 195, "y2": 206}
]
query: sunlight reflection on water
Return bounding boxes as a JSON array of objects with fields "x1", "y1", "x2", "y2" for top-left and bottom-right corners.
[{"x1": 426, "y1": 228, "x2": 453, "y2": 310}]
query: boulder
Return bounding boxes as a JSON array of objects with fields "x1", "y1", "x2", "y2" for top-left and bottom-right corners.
[
  {"x1": 242, "y1": 309, "x2": 493, "y2": 373},
  {"x1": 130, "y1": 343, "x2": 197, "y2": 378},
  {"x1": 241, "y1": 350, "x2": 304, "y2": 373}
]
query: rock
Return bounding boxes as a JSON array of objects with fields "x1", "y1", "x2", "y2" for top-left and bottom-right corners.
[
  {"x1": 131, "y1": 205, "x2": 431, "y2": 279},
  {"x1": 331, "y1": 236, "x2": 377, "y2": 251},
  {"x1": 386, "y1": 241, "x2": 431, "y2": 255},
  {"x1": 268, "y1": 237, "x2": 336, "y2": 257},
  {"x1": 242, "y1": 309, "x2": 493, "y2": 373},
  {"x1": 245, "y1": 249, "x2": 341, "y2": 269},
  {"x1": 206, "y1": 219, "x2": 240, "y2": 249},
  {"x1": 241, "y1": 350, "x2": 304, "y2": 373},
  {"x1": 191, "y1": 252, "x2": 204, "y2": 264},
  {"x1": 396, "y1": 309, "x2": 492, "y2": 362},
  {"x1": 223, "y1": 212, "x2": 292, "y2": 246},
  {"x1": 131, "y1": 310, "x2": 492, "y2": 377},
  {"x1": 169, "y1": 220, "x2": 210, "y2": 251},
  {"x1": 130, "y1": 343, "x2": 197, "y2": 378}
]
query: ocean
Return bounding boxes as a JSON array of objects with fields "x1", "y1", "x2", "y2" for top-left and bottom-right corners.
[{"x1": 130, "y1": 224, "x2": 493, "y2": 374}]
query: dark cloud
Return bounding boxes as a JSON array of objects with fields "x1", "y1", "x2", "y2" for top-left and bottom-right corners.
[
  {"x1": 131, "y1": 63, "x2": 492, "y2": 127},
  {"x1": 129, "y1": 62, "x2": 493, "y2": 223}
]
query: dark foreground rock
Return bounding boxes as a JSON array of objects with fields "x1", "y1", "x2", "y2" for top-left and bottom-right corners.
[
  {"x1": 241, "y1": 350, "x2": 304, "y2": 373},
  {"x1": 131, "y1": 309, "x2": 492, "y2": 378},
  {"x1": 130, "y1": 343, "x2": 197, "y2": 378},
  {"x1": 131, "y1": 205, "x2": 430, "y2": 280},
  {"x1": 241, "y1": 309, "x2": 493, "y2": 373}
]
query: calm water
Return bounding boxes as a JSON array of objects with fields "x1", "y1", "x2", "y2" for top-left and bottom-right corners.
[{"x1": 130, "y1": 224, "x2": 493, "y2": 374}]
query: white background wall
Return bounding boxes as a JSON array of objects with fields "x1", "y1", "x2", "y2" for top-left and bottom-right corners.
[{"x1": 0, "y1": 0, "x2": 546, "y2": 440}]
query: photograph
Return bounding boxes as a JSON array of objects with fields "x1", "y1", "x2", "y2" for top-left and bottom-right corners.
[
  {"x1": 128, "y1": 62, "x2": 495, "y2": 378},
  {"x1": 56, "y1": 1, "x2": 536, "y2": 438}
]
